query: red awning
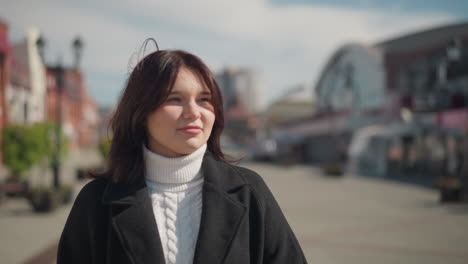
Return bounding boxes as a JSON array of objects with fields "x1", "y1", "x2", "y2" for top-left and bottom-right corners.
[
  {"x1": 0, "y1": 28, "x2": 10, "y2": 53},
  {"x1": 438, "y1": 109, "x2": 468, "y2": 132}
]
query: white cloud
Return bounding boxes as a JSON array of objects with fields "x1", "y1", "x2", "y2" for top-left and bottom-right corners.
[{"x1": 0, "y1": 0, "x2": 460, "y2": 106}]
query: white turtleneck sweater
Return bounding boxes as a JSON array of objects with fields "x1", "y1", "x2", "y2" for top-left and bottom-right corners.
[{"x1": 144, "y1": 144, "x2": 206, "y2": 264}]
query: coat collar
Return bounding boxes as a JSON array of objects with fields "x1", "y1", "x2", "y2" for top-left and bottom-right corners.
[{"x1": 101, "y1": 152, "x2": 248, "y2": 264}]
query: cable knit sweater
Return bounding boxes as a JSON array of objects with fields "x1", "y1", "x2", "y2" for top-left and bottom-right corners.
[{"x1": 144, "y1": 144, "x2": 206, "y2": 264}]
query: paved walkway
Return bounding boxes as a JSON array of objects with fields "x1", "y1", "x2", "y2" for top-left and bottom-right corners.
[
  {"x1": 243, "y1": 162, "x2": 468, "y2": 264},
  {"x1": 0, "y1": 148, "x2": 101, "y2": 264},
  {"x1": 1, "y1": 159, "x2": 467, "y2": 264}
]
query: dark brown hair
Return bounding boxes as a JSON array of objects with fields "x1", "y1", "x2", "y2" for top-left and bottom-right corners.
[{"x1": 95, "y1": 48, "x2": 225, "y2": 184}]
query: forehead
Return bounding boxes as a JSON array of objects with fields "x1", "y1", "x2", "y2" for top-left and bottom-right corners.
[{"x1": 171, "y1": 67, "x2": 211, "y2": 92}]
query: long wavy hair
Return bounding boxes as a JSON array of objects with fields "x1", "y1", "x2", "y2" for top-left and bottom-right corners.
[{"x1": 94, "y1": 48, "x2": 225, "y2": 184}]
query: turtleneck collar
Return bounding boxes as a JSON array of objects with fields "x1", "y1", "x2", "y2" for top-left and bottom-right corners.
[{"x1": 144, "y1": 144, "x2": 207, "y2": 184}]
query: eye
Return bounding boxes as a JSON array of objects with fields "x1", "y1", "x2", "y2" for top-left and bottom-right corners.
[
  {"x1": 166, "y1": 97, "x2": 182, "y2": 103},
  {"x1": 199, "y1": 97, "x2": 211, "y2": 102}
]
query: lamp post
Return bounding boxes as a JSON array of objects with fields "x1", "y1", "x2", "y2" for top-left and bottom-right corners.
[{"x1": 36, "y1": 35, "x2": 84, "y2": 189}]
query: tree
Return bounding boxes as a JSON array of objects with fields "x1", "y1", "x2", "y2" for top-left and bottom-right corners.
[{"x1": 1, "y1": 123, "x2": 65, "y2": 180}]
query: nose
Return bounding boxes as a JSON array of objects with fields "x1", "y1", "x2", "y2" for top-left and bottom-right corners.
[{"x1": 182, "y1": 100, "x2": 201, "y2": 119}]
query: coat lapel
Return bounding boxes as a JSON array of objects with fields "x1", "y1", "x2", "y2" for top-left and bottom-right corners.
[
  {"x1": 101, "y1": 154, "x2": 248, "y2": 264},
  {"x1": 193, "y1": 155, "x2": 247, "y2": 264},
  {"x1": 103, "y1": 180, "x2": 165, "y2": 263}
]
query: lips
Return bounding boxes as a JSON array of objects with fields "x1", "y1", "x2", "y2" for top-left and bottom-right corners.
[{"x1": 178, "y1": 125, "x2": 202, "y2": 135}]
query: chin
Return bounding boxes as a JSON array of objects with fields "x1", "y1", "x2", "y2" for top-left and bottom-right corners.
[
  {"x1": 186, "y1": 138, "x2": 205, "y2": 148},
  {"x1": 177, "y1": 142, "x2": 203, "y2": 155}
]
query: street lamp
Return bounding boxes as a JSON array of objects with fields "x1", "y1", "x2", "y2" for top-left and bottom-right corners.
[
  {"x1": 72, "y1": 37, "x2": 83, "y2": 69},
  {"x1": 36, "y1": 34, "x2": 84, "y2": 189}
]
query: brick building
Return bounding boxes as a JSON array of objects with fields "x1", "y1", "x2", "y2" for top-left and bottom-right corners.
[
  {"x1": 0, "y1": 19, "x2": 10, "y2": 163},
  {"x1": 46, "y1": 67, "x2": 99, "y2": 149}
]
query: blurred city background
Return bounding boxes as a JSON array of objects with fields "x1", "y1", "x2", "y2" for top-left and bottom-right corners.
[{"x1": 1, "y1": 1, "x2": 468, "y2": 263}]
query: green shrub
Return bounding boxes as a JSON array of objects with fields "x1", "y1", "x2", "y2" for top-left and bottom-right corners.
[
  {"x1": 1, "y1": 122, "x2": 68, "y2": 180},
  {"x1": 98, "y1": 137, "x2": 111, "y2": 160},
  {"x1": 2, "y1": 125, "x2": 37, "y2": 179}
]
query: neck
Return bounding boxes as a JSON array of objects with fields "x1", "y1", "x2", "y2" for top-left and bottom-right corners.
[{"x1": 144, "y1": 144, "x2": 207, "y2": 184}]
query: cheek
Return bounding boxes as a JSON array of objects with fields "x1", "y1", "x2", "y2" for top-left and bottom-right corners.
[
  {"x1": 149, "y1": 107, "x2": 181, "y2": 124},
  {"x1": 147, "y1": 112, "x2": 170, "y2": 136},
  {"x1": 146, "y1": 115, "x2": 159, "y2": 136},
  {"x1": 203, "y1": 110, "x2": 216, "y2": 129}
]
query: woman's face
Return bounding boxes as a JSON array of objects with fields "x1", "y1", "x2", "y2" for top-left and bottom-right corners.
[{"x1": 146, "y1": 67, "x2": 215, "y2": 157}]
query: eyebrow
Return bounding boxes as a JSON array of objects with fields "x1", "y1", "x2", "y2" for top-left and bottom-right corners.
[{"x1": 169, "y1": 90, "x2": 212, "y2": 95}]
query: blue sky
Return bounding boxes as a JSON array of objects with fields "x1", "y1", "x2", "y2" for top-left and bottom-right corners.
[
  {"x1": 1, "y1": 0, "x2": 467, "y2": 108},
  {"x1": 271, "y1": 0, "x2": 468, "y2": 16}
]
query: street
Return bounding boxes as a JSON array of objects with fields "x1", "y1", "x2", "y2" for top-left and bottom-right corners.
[
  {"x1": 1, "y1": 159, "x2": 468, "y2": 263},
  {"x1": 242, "y1": 162, "x2": 468, "y2": 264},
  {"x1": 0, "y1": 148, "x2": 102, "y2": 264}
]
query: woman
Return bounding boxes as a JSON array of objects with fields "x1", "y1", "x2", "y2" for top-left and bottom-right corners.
[{"x1": 57, "y1": 45, "x2": 307, "y2": 264}]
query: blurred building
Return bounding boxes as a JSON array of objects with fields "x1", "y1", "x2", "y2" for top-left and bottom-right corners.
[
  {"x1": 0, "y1": 19, "x2": 10, "y2": 163},
  {"x1": 278, "y1": 43, "x2": 387, "y2": 164},
  {"x1": 7, "y1": 28, "x2": 46, "y2": 124},
  {"x1": 45, "y1": 67, "x2": 100, "y2": 149},
  {"x1": 361, "y1": 22, "x2": 468, "y2": 187},
  {"x1": 253, "y1": 83, "x2": 315, "y2": 162},
  {"x1": 7, "y1": 28, "x2": 47, "y2": 125},
  {"x1": 265, "y1": 83, "x2": 315, "y2": 125},
  {"x1": 278, "y1": 21, "x2": 468, "y2": 188},
  {"x1": 0, "y1": 20, "x2": 101, "y2": 175},
  {"x1": 216, "y1": 67, "x2": 262, "y2": 145},
  {"x1": 8, "y1": 37, "x2": 31, "y2": 124}
]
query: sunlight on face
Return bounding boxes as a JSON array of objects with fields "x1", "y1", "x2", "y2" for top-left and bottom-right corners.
[{"x1": 146, "y1": 67, "x2": 215, "y2": 157}]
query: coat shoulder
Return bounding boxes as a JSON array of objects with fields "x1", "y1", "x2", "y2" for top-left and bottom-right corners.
[
  {"x1": 221, "y1": 162, "x2": 274, "y2": 204},
  {"x1": 72, "y1": 177, "x2": 109, "y2": 210},
  {"x1": 227, "y1": 164, "x2": 264, "y2": 185},
  {"x1": 79, "y1": 177, "x2": 108, "y2": 197}
]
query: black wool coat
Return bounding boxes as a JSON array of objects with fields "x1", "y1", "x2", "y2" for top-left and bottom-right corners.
[{"x1": 57, "y1": 153, "x2": 308, "y2": 264}]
